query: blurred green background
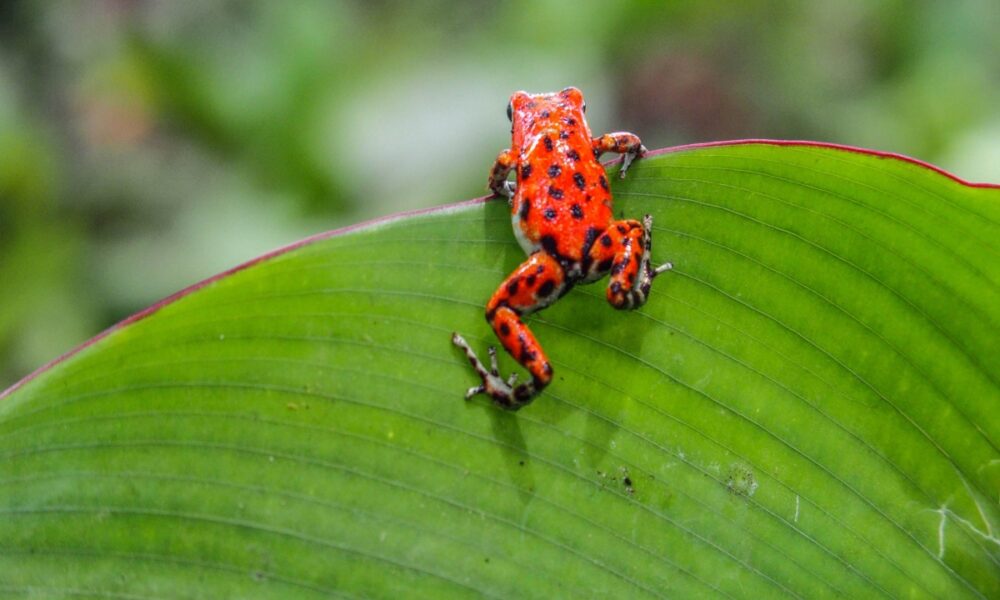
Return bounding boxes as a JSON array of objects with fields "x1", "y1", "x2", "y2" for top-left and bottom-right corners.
[{"x1": 1, "y1": 0, "x2": 997, "y2": 390}]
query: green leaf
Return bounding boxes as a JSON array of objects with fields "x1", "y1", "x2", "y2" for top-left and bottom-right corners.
[{"x1": 2, "y1": 142, "x2": 998, "y2": 598}]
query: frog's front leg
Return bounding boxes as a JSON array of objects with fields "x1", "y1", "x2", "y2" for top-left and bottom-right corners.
[
  {"x1": 488, "y1": 148, "x2": 517, "y2": 199},
  {"x1": 586, "y1": 214, "x2": 672, "y2": 310},
  {"x1": 452, "y1": 252, "x2": 567, "y2": 410},
  {"x1": 593, "y1": 132, "x2": 647, "y2": 178}
]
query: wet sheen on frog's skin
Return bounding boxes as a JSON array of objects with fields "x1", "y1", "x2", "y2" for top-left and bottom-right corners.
[{"x1": 452, "y1": 86, "x2": 672, "y2": 410}]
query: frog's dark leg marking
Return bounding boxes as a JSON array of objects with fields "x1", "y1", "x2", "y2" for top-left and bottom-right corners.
[
  {"x1": 585, "y1": 215, "x2": 672, "y2": 308},
  {"x1": 452, "y1": 252, "x2": 566, "y2": 410},
  {"x1": 489, "y1": 148, "x2": 517, "y2": 198},
  {"x1": 592, "y1": 132, "x2": 647, "y2": 179}
]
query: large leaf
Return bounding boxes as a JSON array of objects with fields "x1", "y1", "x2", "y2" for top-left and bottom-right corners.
[{"x1": 2, "y1": 142, "x2": 998, "y2": 598}]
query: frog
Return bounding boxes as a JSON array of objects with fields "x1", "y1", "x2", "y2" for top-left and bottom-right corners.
[{"x1": 452, "y1": 87, "x2": 672, "y2": 410}]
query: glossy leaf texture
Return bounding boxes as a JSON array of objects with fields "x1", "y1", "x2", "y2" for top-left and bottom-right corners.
[{"x1": 2, "y1": 142, "x2": 998, "y2": 599}]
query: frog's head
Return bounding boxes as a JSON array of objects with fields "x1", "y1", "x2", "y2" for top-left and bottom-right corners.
[{"x1": 507, "y1": 87, "x2": 589, "y2": 147}]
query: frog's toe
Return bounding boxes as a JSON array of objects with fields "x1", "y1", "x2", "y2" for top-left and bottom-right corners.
[
  {"x1": 619, "y1": 152, "x2": 639, "y2": 178},
  {"x1": 653, "y1": 261, "x2": 673, "y2": 276},
  {"x1": 495, "y1": 180, "x2": 516, "y2": 198},
  {"x1": 487, "y1": 345, "x2": 500, "y2": 376}
]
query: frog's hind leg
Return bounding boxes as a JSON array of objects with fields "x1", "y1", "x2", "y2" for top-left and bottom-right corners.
[
  {"x1": 452, "y1": 252, "x2": 567, "y2": 410},
  {"x1": 587, "y1": 214, "x2": 671, "y2": 310}
]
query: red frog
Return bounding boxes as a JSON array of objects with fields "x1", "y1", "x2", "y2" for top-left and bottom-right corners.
[{"x1": 452, "y1": 87, "x2": 672, "y2": 410}]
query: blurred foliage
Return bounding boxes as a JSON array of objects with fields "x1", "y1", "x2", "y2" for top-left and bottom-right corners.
[{"x1": 0, "y1": 0, "x2": 997, "y2": 389}]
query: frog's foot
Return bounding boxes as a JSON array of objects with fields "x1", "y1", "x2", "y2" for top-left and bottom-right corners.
[
  {"x1": 451, "y1": 333, "x2": 537, "y2": 411},
  {"x1": 624, "y1": 214, "x2": 672, "y2": 305},
  {"x1": 493, "y1": 179, "x2": 516, "y2": 199},
  {"x1": 643, "y1": 214, "x2": 674, "y2": 275},
  {"x1": 619, "y1": 144, "x2": 648, "y2": 179},
  {"x1": 592, "y1": 133, "x2": 646, "y2": 179}
]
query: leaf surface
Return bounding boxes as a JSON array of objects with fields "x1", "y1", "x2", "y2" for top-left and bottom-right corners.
[{"x1": 2, "y1": 142, "x2": 998, "y2": 598}]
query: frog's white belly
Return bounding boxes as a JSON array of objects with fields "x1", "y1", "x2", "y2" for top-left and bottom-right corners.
[{"x1": 511, "y1": 210, "x2": 541, "y2": 255}]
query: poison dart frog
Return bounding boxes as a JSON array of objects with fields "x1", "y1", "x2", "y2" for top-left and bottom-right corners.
[{"x1": 452, "y1": 87, "x2": 672, "y2": 410}]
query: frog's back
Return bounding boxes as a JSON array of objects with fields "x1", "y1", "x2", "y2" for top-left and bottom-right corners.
[{"x1": 508, "y1": 90, "x2": 614, "y2": 261}]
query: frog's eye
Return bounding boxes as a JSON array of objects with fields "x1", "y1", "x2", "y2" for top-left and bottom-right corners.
[{"x1": 506, "y1": 101, "x2": 513, "y2": 122}]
